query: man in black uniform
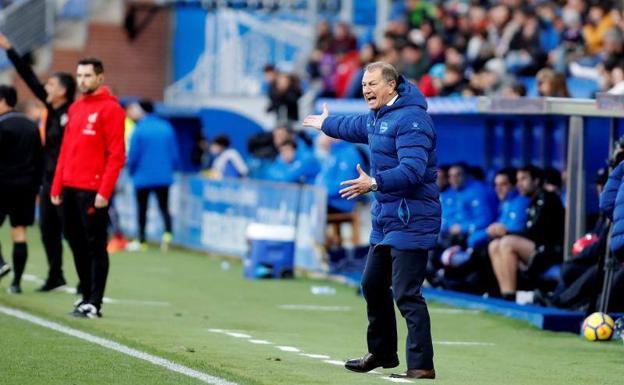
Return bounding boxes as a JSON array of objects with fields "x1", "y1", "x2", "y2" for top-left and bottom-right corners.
[
  {"x1": 0, "y1": 33, "x2": 75, "y2": 291},
  {"x1": 0, "y1": 85, "x2": 43, "y2": 293}
]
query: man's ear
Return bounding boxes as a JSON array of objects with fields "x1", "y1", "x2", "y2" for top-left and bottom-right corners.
[{"x1": 389, "y1": 80, "x2": 397, "y2": 94}]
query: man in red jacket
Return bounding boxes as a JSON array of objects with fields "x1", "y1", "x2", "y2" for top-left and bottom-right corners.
[{"x1": 51, "y1": 58, "x2": 125, "y2": 318}]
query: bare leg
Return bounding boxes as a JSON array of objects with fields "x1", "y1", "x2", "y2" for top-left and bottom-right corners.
[
  {"x1": 498, "y1": 235, "x2": 536, "y2": 294},
  {"x1": 488, "y1": 239, "x2": 503, "y2": 293}
]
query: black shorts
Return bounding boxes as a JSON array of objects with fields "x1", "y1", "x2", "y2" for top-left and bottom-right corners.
[{"x1": 0, "y1": 189, "x2": 37, "y2": 227}]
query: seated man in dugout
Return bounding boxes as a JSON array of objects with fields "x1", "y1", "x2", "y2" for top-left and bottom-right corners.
[{"x1": 488, "y1": 165, "x2": 565, "y2": 301}]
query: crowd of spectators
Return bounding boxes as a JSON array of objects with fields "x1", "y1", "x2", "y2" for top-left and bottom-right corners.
[{"x1": 304, "y1": 0, "x2": 624, "y2": 98}]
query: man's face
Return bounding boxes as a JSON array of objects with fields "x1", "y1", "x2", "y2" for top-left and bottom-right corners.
[
  {"x1": 76, "y1": 64, "x2": 103, "y2": 95},
  {"x1": 362, "y1": 68, "x2": 396, "y2": 110},
  {"x1": 44, "y1": 77, "x2": 66, "y2": 104},
  {"x1": 280, "y1": 145, "x2": 296, "y2": 163},
  {"x1": 273, "y1": 127, "x2": 291, "y2": 148},
  {"x1": 494, "y1": 174, "x2": 513, "y2": 201},
  {"x1": 448, "y1": 166, "x2": 464, "y2": 190},
  {"x1": 516, "y1": 171, "x2": 538, "y2": 196}
]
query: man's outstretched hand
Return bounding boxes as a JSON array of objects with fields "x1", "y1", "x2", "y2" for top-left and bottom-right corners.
[
  {"x1": 0, "y1": 33, "x2": 12, "y2": 50},
  {"x1": 339, "y1": 164, "x2": 373, "y2": 200},
  {"x1": 302, "y1": 103, "x2": 329, "y2": 130}
]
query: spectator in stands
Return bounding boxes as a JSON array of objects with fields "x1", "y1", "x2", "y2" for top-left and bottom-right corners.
[
  {"x1": 315, "y1": 133, "x2": 363, "y2": 214},
  {"x1": 583, "y1": 2, "x2": 616, "y2": 56},
  {"x1": 537, "y1": 68, "x2": 570, "y2": 97},
  {"x1": 265, "y1": 140, "x2": 320, "y2": 184},
  {"x1": 405, "y1": 0, "x2": 437, "y2": 30},
  {"x1": 438, "y1": 63, "x2": 467, "y2": 96},
  {"x1": 315, "y1": 20, "x2": 334, "y2": 53},
  {"x1": 126, "y1": 99, "x2": 180, "y2": 252},
  {"x1": 267, "y1": 73, "x2": 302, "y2": 124},
  {"x1": 261, "y1": 64, "x2": 277, "y2": 94},
  {"x1": 0, "y1": 85, "x2": 43, "y2": 293},
  {"x1": 500, "y1": 82, "x2": 527, "y2": 97},
  {"x1": 345, "y1": 43, "x2": 380, "y2": 98},
  {"x1": 207, "y1": 134, "x2": 248, "y2": 179},
  {"x1": 331, "y1": 21, "x2": 357, "y2": 55},
  {"x1": 489, "y1": 165, "x2": 565, "y2": 301}
]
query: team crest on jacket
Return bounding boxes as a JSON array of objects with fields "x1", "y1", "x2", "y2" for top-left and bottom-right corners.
[
  {"x1": 380, "y1": 121, "x2": 389, "y2": 133},
  {"x1": 83, "y1": 112, "x2": 98, "y2": 136}
]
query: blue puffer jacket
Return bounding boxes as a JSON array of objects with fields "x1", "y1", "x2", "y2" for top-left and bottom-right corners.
[
  {"x1": 467, "y1": 189, "x2": 529, "y2": 248},
  {"x1": 315, "y1": 141, "x2": 363, "y2": 213},
  {"x1": 321, "y1": 76, "x2": 440, "y2": 250},
  {"x1": 443, "y1": 179, "x2": 495, "y2": 235},
  {"x1": 128, "y1": 115, "x2": 180, "y2": 189},
  {"x1": 600, "y1": 161, "x2": 624, "y2": 254},
  {"x1": 265, "y1": 147, "x2": 320, "y2": 184}
]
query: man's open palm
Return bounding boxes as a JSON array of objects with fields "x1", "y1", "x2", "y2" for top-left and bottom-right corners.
[{"x1": 302, "y1": 103, "x2": 329, "y2": 130}]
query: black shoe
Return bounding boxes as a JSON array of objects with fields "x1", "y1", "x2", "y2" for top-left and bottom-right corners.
[
  {"x1": 533, "y1": 289, "x2": 555, "y2": 307},
  {"x1": 8, "y1": 284, "x2": 22, "y2": 294},
  {"x1": 390, "y1": 368, "x2": 436, "y2": 379},
  {"x1": 36, "y1": 277, "x2": 67, "y2": 292},
  {"x1": 71, "y1": 303, "x2": 102, "y2": 319},
  {"x1": 0, "y1": 263, "x2": 10, "y2": 280},
  {"x1": 345, "y1": 353, "x2": 399, "y2": 373}
]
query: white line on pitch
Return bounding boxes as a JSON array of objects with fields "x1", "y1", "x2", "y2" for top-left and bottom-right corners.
[
  {"x1": 21, "y1": 274, "x2": 170, "y2": 307},
  {"x1": 0, "y1": 305, "x2": 237, "y2": 385}
]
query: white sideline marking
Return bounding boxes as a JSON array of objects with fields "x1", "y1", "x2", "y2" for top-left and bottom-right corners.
[
  {"x1": 429, "y1": 308, "x2": 480, "y2": 315},
  {"x1": 0, "y1": 305, "x2": 238, "y2": 385},
  {"x1": 22, "y1": 275, "x2": 170, "y2": 307},
  {"x1": 249, "y1": 339, "x2": 272, "y2": 345},
  {"x1": 278, "y1": 304, "x2": 352, "y2": 312},
  {"x1": 434, "y1": 341, "x2": 495, "y2": 346},
  {"x1": 276, "y1": 346, "x2": 300, "y2": 352},
  {"x1": 225, "y1": 332, "x2": 251, "y2": 339},
  {"x1": 299, "y1": 353, "x2": 330, "y2": 359},
  {"x1": 322, "y1": 360, "x2": 345, "y2": 366},
  {"x1": 383, "y1": 378, "x2": 413, "y2": 383}
]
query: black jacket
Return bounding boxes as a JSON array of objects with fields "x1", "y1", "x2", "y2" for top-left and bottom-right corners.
[
  {"x1": 524, "y1": 189, "x2": 565, "y2": 248},
  {"x1": 7, "y1": 48, "x2": 71, "y2": 189},
  {"x1": 0, "y1": 111, "x2": 43, "y2": 191}
]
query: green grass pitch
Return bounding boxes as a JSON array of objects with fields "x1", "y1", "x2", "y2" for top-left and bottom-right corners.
[{"x1": 0, "y1": 228, "x2": 621, "y2": 385}]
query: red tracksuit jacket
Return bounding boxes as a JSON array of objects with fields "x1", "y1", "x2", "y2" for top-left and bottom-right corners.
[{"x1": 51, "y1": 86, "x2": 126, "y2": 200}]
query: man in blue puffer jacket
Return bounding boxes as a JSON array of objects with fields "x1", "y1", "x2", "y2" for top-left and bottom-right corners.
[
  {"x1": 303, "y1": 61, "x2": 439, "y2": 380},
  {"x1": 601, "y1": 157, "x2": 624, "y2": 257}
]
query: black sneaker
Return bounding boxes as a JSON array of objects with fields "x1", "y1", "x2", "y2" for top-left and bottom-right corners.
[
  {"x1": 0, "y1": 263, "x2": 10, "y2": 280},
  {"x1": 72, "y1": 303, "x2": 102, "y2": 319},
  {"x1": 7, "y1": 284, "x2": 21, "y2": 294},
  {"x1": 36, "y1": 277, "x2": 67, "y2": 292}
]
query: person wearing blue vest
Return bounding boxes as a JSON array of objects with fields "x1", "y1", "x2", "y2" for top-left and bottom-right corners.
[
  {"x1": 315, "y1": 133, "x2": 363, "y2": 213},
  {"x1": 303, "y1": 61, "x2": 439, "y2": 380},
  {"x1": 265, "y1": 140, "x2": 320, "y2": 184},
  {"x1": 468, "y1": 168, "x2": 529, "y2": 248},
  {"x1": 443, "y1": 163, "x2": 495, "y2": 241},
  {"x1": 127, "y1": 100, "x2": 180, "y2": 251}
]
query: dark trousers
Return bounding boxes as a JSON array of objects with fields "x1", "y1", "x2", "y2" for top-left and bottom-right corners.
[
  {"x1": 361, "y1": 245, "x2": 434, "y2": 370},
  {"x1": 39, "y1": 186, "x2": 65, "y2": 282},
  {"x1": 135, "y1": 186, "x2": 172, "y2": 243},
  {"x1": 61, "y1": 188, "x2": 109, "y2": 309}
]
